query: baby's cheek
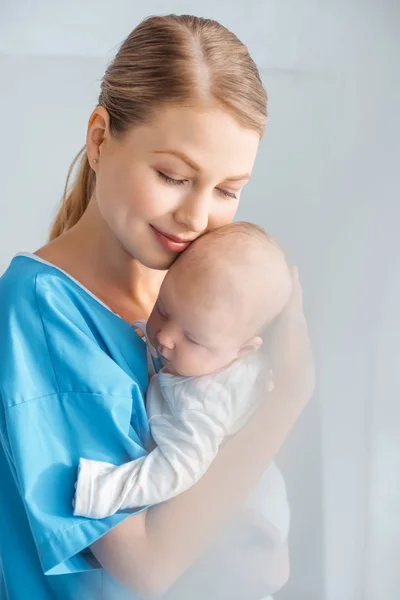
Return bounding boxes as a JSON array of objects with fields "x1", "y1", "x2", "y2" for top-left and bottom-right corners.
[
  {"x1": 178, "y1": 348, "x2": 201, "y2": 376},
  {"x1": 181, "y1": 348, "x2": 197, "y2": 370}
]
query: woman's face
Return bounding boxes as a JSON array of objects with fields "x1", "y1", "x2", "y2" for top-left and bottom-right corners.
[{"x1": 88, "y1": 104, "x2": 260, "y2": 270}]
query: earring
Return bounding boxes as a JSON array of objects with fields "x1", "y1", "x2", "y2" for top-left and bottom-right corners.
[{"x1": 92, "y1": 158, "x2": 98, "y2": 164}]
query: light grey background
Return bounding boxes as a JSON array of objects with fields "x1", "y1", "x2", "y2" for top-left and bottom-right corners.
[{"x1": 1, "y1": 2, "x2": 399, "y2": 599}]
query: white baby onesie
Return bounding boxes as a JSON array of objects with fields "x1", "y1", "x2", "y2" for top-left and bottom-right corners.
[{"x1": 74, "y1": 321, "x2": 290, "y2": 543}]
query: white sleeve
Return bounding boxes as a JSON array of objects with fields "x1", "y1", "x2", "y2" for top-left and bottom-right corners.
[{"x1": 73, "y1": 383, "x2": 229, "y2": 519}]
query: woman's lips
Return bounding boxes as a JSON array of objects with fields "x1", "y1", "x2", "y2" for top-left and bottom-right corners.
[{"x1": 151, "y1": 226, "x2": 192, "y2": 252}]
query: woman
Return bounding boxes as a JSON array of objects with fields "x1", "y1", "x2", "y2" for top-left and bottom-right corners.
[{"x1": 0, "y1": 14, "x2": 314, "y2": 600}]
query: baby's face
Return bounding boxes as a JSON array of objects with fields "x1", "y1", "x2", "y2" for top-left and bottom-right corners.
[{"x1": 146, "y1": 270, "x2": 246, "y2": 377}]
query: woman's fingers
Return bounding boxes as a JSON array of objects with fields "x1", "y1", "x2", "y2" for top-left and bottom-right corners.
[
  {"x1": 267, "y1": 267, "x2": 315, "y2": 399},
  {"x1": 285, "y1": 266, "x2": 303, "y2": 315}
]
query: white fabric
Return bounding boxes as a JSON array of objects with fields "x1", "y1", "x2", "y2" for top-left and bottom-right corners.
[{"x1": 74, "y1": 325, "x2": 290, "y2": 543}]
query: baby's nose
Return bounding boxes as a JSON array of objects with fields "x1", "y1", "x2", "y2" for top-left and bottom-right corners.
[{"x1": 156, "y1": 329, "x2": 175, "y2": 350}]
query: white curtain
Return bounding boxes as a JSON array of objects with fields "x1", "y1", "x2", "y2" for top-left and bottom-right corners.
[
  {"x1": 364, "y1": 254, "x2": 400, "y2": 598},
  {"x1": 320, "y1": 29, "x2": 400, "y2": 598}
]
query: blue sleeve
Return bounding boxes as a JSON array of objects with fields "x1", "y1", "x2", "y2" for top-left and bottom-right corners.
[
  {"x1": 2, "y1": 268, "x2": 151, "y2": 576},
  {"x1": 6, "y1": 391, "x2": 148, "y2": 576}
]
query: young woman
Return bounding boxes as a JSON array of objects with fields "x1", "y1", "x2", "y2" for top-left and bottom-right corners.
[{"x1": 0, "y1": 14, "x2": 314, "y2": 600}]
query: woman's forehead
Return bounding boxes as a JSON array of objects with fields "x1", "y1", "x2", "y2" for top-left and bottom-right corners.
[{"x1": 123, "y1": 104, "x2": 260, "y2": 178}]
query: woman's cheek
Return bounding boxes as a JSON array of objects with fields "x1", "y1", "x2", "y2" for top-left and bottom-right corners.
[
  {"x1": 139, "y1": 183, "x2": 174, "y2": 217},
  {"x1": 211, "y1": 200, "x2": 240, "y2": 229}
]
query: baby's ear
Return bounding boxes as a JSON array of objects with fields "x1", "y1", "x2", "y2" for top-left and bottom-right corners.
[{"x1": 238, "y1": 335, "x2": 263, "y2": 358}]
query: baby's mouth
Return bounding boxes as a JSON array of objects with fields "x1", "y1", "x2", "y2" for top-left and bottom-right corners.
[{"x1": 159, "y1": 354, "x2": 170, "y2": 366}]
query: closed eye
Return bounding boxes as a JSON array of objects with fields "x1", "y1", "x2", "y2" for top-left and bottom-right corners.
[
  {"x1": 157, "y1": 171, "x2": 187, "y2": 186},
  {"x1": 158, "y1": 170, "x2": 239, "y2": 199},
  {"x1": 216, "y1": 188, "x2": 238, "y2": 200},
  {"x1": 156, "y1": 304, "x2": 168, "y2": 320},
  {"x1": 185, "y1": 334, "x2": 202, "y2": 346}
]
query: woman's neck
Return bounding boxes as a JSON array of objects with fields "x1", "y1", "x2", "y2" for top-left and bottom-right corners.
[{"x1": 36, "y1": 203, "x2": 166, "y2": 322}]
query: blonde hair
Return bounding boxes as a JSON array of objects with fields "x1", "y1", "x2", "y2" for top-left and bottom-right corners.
[{"x1": 49, "y1": 14, "x2": 267, "y2": 240}]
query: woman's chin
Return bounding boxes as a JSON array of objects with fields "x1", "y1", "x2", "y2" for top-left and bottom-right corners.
[{"x1": 134, "y1": 246, "x2": 178, "y2": 271}]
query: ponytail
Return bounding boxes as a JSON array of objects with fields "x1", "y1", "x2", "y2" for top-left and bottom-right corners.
[{"x1": 49, "y1": 147, "x2": 95, "y2": 241}]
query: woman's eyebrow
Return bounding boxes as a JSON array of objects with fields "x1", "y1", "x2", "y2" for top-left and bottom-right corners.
[
  {"x1": 153, "y1": 150, "x2": 200, "y2": 171},
  {"x1": 223, "y1": 173, "x2": 251, "y2": 183}
]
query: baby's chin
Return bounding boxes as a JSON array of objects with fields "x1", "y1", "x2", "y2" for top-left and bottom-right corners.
[
  {"x1": 162, "y1": 360, "x2": 206, "y2": 378},
  {"x1": 171, "y1": 362, "x2": 233, "y2": 378},
  {"x1": 162, "y1": 366, "x2": 180, "y2": 376}
]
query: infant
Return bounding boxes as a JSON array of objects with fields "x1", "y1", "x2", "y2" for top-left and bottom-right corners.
[{"x1": 74, "y1": 222, "x2": 292, "y2": 544}]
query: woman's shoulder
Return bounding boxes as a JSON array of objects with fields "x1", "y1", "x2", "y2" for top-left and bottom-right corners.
[
  {"x1": 0, "y1": 254, "x2": 130, "y2": 335},
  {"x1": 1, "y1": 254, "x2": 112, "y2": 318},
  {"x1": 0, "y1": 254, "x2": 148, "y2": 406},
  {"x1": 1, "y1": 253, "x2": 47, "y2": 303}
]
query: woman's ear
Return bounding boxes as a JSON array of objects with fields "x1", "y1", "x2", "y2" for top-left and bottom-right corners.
[
  {"x1": 86, "y1": 106, "x2": 110, "y2": 169},
  {"x1": 238, "y1": 335, "x2": 263, "y2": 358}
]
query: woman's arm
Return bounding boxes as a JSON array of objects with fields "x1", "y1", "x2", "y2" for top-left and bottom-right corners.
[{"x1": 91, "y1": 269, "x2": 314, "y2": 598}]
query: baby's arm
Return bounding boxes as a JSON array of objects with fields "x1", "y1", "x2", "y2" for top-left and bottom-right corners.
[{"x1": 74, "y1": 386, "x2": 228, "y2": 519}]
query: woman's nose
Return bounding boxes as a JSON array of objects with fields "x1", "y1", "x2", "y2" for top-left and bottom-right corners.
[{"x1": 173, "y1": 190, "x2": 210, "y2": 233}]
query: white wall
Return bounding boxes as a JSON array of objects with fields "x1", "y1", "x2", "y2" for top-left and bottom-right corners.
[
  {"x1": 313, "y1": 46, "x2": 400, "y2": 600},
  {"x1": 0, "y1": 54, "x2": 104, "y2": 270}
]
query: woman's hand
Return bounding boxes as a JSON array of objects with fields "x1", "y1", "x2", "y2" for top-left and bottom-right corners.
[{"x1": 268, "y1": 267, "x2": 315, "y2": 402}]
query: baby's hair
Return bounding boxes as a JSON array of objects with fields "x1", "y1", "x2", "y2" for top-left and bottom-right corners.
[
  {"x1": 171, "y1": 221, "x2": 292, "y2": 334},
  {"x1": 175, "y1": 221, "x2": 286, "y2": 270},
  {"x1": 211, "y1": 221, "x2": 279, "y2": 249},
  {"x1": 213, "y1": 221, "x2": 268, "y2": 238}
]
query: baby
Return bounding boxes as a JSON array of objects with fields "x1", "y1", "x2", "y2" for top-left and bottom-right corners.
[{"x1": 74, "y1": 222, "x2": 293, "y2": 545}]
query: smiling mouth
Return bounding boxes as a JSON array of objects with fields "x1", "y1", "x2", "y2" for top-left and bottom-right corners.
[
  {"x1": 151, "y1": 226, "x2": 195, "y2": 252},
  {"x1": 151, "y1": 226, "x2": 196, "y2": 243}
]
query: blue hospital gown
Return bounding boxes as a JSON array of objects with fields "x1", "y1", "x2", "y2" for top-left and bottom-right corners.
[{"x1": 0, "y1": 254, "x2": 152, "y2": 600}]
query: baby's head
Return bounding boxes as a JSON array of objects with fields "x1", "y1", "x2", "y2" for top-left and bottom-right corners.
[{"x1": 146, "y1": 222, "x2": 292, "y2": 377}]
